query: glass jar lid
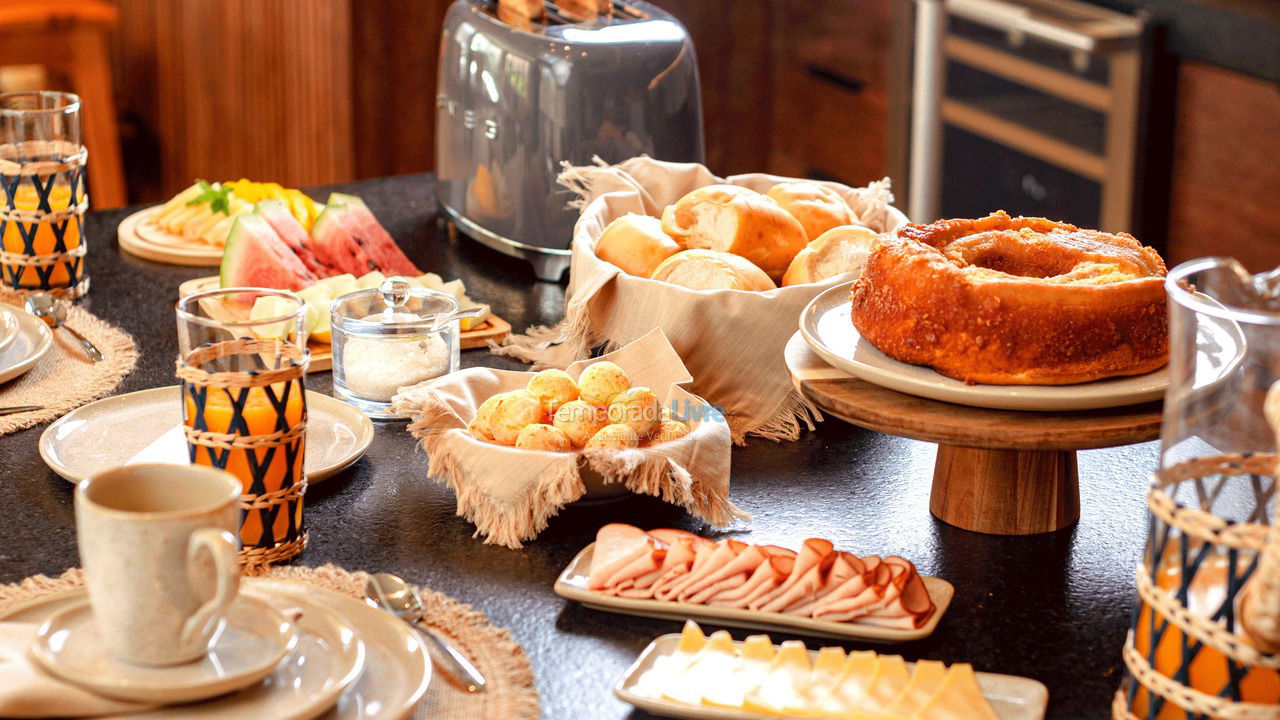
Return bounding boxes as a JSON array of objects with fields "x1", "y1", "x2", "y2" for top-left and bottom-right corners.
[{"x1": 331, "y1": 277, "x2": 461, "y2": 335}]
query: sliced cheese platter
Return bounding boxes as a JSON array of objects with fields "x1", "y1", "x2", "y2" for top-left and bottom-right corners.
[{"x1": 614, "y1": 626, "x2": 1048, "y2": 720}]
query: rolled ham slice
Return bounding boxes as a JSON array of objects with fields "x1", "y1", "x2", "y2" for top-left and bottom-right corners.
[
  {"x1": 781, "y1": 552, "x2": 866, "y2": 616},
  {"x1": 612, "y1": 538, "x2": 698, "y2": 598},
  {"x1": 678, "y1": 542, "x2": 766, "y2": 603},
  {"x1": 707, "y1": 555, "x2": 795, "y2": 609},
  {"x1": 661, "y1": 539, "x2": 744, "y2": 602},
  {"x1": 748, "y1": 538, "x2": 834, "y2": 612},
  {"x1": 588, "y1": 523, "x2": 659, "y2": 591}
]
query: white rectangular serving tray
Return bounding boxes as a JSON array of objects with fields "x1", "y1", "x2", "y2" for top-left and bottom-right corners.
[
  {"x1": 615, "y1": 634, "x2": 1049, "y2": 720},
  {"x1": 555, "y1": 543, "x2": 954, "y2": 643}
]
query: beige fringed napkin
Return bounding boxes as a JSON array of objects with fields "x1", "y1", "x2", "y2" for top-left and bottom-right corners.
[
  {"x1": 394, "y1": 328, "x2": 745, "y2": 549},
  {"x1": 0, "y1": 291, "x2": 138, "y2": 436},
  {"x1": 496, "y1": 156, "x2": 907, "y2": 443},
  {"x1": 0, "y1": 564, "x2": 539, "y2": 720}
]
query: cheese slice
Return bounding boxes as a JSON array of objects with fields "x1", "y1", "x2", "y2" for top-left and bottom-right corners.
[
  {"x1": 821, "y1": 650, "x2": 879, "y2": 715},
  {"x1": 913, "y1": 664, "x2": 1000, "y2": 720},
  {"x1": 664, "y1": 630, "x2": 735, "y2": 705},
  {"x1": 738, "y1": 634, "x2": 776, "y2": 692},
  {"x1": 862, "y1": 655, "x2": 912, "y2": 714},
  {"x1": 638, "y1": 621, "x2": 706, "y2": 699},
  {"x1": 804, "y1": 647, "x2": 848, "y2": 709},
  {"x1": 884, "y1": 660, "x2": 948, "y2": 716},
  {"x1": 678, "y1": 631, "x2": 740, "y2": 707},
  {"x1": 743, "y1": 640, "x2": 812, "y2": 715}
]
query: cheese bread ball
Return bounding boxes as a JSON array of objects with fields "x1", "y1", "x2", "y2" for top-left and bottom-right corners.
[
  {"x1": 526, "y1": 369, "x2": 579, "y2": 415},
  {"x1": 468, "y1": 392, "x2": 505, "y2": 442},
  {"x1": 577, "y1": 361, "x2": 630, "y2": 406},
  {"x1": 515, "y1": 423, "x2": 574, "y2": 452},
  {"x1": 606, "y1": 386, "x2": 662, "y2": 438},
  {"x1": 552, "y1": 400, "x2": 608, "y2": 448},
  {"x1": 585, "y1": 423, "x2": 640, "y2": 451},
  {"x1": 654, "y1": 420, "x2": 692, "y2": 444},
  {"x1": 489, "y1": 389, "x2": 546, "y2": 445}
]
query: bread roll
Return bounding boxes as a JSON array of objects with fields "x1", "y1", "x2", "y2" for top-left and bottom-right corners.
[
  {"x1": 660, "y1": 185, "x2": 808, "y2": 281},
  {"x1": 766, "y1": 182, "x2": 857, "y2": 241},
  {"x1": 650, "y1": 249, "x2": 776, "y2": 292},
  {"x1": 782, "y1": 224, "x2": 880, "y2": 287},
  {"x1": 595, "y1": 214, "x2": 681, "y2": 278},
  {"x1": 555, "y1": 0, "x2": 610, "y2": 21}
]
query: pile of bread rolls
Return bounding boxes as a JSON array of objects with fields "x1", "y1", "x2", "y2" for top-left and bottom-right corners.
[
  {"x1": 594, "y1": 181, "x2": 881, "y2": 291},
  {"x1": 468, "y1": 362, "x2": 692, "y2": 453}
]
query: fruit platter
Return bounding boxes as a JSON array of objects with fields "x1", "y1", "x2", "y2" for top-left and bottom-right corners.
[{"x1": 172, "y1": 182, "x2": 507, "y2": 371}]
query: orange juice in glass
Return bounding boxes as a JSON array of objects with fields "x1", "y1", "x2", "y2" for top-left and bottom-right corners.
[
  {"x1": 0, "y1": 91, "x2": 88, "y2": 297},
  {"x1": 176, "y1": 288, "x2": 309, "y2": 563}
]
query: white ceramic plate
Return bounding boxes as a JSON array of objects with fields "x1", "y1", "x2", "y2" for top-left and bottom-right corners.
[
  {"x1": 32, "y1": 596, "x2": 296, "y2": 705},
  {"x1": 614, "y1": 633, "x2": 1048, "y2": 720},
  {"x1": 555, "y1": 543, "x2": 954, "y2": 643},
  {"x1": 0, "y1": 305, "x2": 18, "y2": 356},
  {"x1": 117, "y1": 206, "x2": 225, "y2": 267},
  {"x1": 248, "y1": 578, "x2": 432, "y2": 720},
  {"x1": 0, "y1": 301, "x2": 53, "y2": 385},
  {"x1": 799, "y1": 281, "x2": 1189, "y2": 411},
  {"x1": 39, "y1": 386, "x2": 374, "y2": 484},
  {"x1": 0, "y1": 578, "x2": 423, "y2": 720}
]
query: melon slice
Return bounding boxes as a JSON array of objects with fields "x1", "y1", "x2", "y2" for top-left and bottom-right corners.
[
  {"x1": 310, "y1": 193, "x2": 420, "y2": 277},
  {"x1": 220, "y1": 214, "x2": 318, "y2": 305},
  {"x1": 256, "y1": 199, "x2": 337, "y2": 277}
]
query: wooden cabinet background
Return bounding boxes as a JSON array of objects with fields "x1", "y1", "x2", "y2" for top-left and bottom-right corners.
[{"x1": 106, "y1": 0, "x2": 891, "y2": 203}]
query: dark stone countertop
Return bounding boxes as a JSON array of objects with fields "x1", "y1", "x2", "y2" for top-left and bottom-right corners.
[{"x1": 0, "y1": 173, "x2": 1159, "y2": 720}]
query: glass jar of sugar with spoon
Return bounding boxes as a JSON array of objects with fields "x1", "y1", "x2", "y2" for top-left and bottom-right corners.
[{"x1": 330, "y1": 277, "x2": 481, "y2": 419}]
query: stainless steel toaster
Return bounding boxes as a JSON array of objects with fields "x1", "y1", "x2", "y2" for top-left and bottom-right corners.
[{"x1": 435, "y1": 0, "x2": 705, "y2": 281}]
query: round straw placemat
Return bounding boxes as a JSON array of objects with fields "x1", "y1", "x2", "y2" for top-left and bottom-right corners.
[
  {"x1": 0, "y1": 290, "x2": 138, "y2": 437},
  {"x1": 0, "y1": 564, "x2": 539, "y2": 720}
]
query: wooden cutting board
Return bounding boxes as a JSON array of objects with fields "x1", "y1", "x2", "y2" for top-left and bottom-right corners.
[{"x1": 177, "y1": 276, "x2": 511, "y2": 372}]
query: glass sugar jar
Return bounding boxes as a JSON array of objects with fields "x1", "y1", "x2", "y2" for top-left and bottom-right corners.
[{"x1": 331, "y1": 278, "x2": 472, "y2": 419}]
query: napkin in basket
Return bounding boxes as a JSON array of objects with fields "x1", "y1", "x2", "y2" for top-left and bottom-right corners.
[
  {"x1": 496, "y1": 156, "x2": 905, "y2": 443},
  {"x1": 0, "y1": 623, "x2": 154, "y2": 717},
  {"x1": 393, "y1": 329, "x2": 747, "y2": 549}
]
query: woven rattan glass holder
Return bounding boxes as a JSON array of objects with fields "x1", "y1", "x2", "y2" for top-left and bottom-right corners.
[
  {"x1": 1115, "y1": 455, "x2": 1280, "y2": 719},
  {"x1": 175, "y1": 285, "x2": 310, "y2": 569}
]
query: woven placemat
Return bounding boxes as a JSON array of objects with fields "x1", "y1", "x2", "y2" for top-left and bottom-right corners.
[
  {"x1": 0, "y1": 564, "x2": 539, "y2": 720},
  {"x1": 0, "y1": 291, "x2": 138, "y2": 436}
]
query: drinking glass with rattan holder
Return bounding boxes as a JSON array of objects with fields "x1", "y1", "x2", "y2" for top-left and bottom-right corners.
[
  {"x1": 176, "y1": 287, "x2": 309, "y2": 567},
  {"x1": 0, "y1": 91, "x2": 89, "y2": 299},
  {"x1": 1115, "y1": 257, "x2": 1280, "y2": 719}
]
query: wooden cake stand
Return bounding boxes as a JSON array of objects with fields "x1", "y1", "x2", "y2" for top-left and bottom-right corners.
[{"x1": 784, "y1": 333, "x2": 1162, "y2": 535}]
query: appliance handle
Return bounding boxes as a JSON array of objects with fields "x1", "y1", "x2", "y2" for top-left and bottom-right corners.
[{"x1": 944, "y1": 0, "x2": 1136, "y2": 53}]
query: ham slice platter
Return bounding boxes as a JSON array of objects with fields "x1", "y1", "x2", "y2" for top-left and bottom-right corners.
[
  {"x1": 613, "y1": 621, "x2": 1048, "y2": 720},
  {"x1": 554, "y1": 524, "x2": 955, "y2": 642}
]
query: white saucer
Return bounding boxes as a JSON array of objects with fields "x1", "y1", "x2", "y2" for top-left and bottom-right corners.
[
  {"x1": 799, "y1": 281, "x2": 1242, "y2": 411},
  {"x1": 32, "y1": 596, "x2": 297, "y2": 705},
  {"x1": 39, "y1": 385, "x2": 375, "y2": 484},
  {"x1": 0, "y1": 301, "x2": 53, "y2": 385}
]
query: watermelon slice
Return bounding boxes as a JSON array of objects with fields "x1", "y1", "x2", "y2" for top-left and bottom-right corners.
[
  {"x1": 310, "y1": 193, "x2": 420, "y2": 277},
  {"x1": 220, "y1": 214, "x2": 319, "y2": 304},
  {"x1": 256, "y1": 199, "x2": 338, "y2": 278}
]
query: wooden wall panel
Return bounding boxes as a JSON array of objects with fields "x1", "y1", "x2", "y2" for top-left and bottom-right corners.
[
  {"x1": 1167, "y1": 61, "x2": 1280, "y2": 272},
  {"x1": 651, "y1": 0, "x2": 774, "y2": 176},
  {"x1": 111, "y1": 0, "x2": 353, "y2": 201},
  {"x1": 350, "y1": 0, "x2": 449, "y2": 179}
]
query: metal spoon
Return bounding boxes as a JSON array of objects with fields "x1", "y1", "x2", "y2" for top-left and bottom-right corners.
[
  {"x1": 365, "y1": 572, "x2": 487, "y2": 693},
  {"x1": 24, "y1": 292, "x2": 103, "y2": 363}
]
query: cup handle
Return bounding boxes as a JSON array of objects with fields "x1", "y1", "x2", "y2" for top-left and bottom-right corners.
[{"x1": 180, "y1": 528, "x2": 240, "y2": 651}]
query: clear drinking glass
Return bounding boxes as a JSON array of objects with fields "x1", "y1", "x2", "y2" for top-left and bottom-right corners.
[
  {"x1": 331, "y1": 279, "x2": 462, "y2": 419},
  {"x1": 175, "y1": 288, "x2": 309, "y2": 565},
  {"x1": 1117, "y1": 257, "x2": 1280, "y2": 719},
  {"x1": 0, "y1": 91, "x2": 88, "y2": 298}
]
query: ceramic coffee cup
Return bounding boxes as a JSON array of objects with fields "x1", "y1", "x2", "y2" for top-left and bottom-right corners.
[{"x1": 76, "y1": 463, "x2": 241, "y2": 666}]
